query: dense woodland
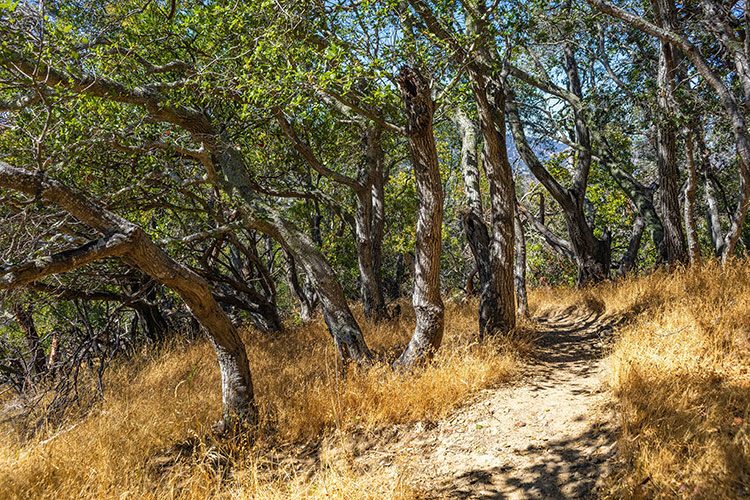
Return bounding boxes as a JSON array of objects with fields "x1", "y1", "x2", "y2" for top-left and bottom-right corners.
[{"x1": 1, "y1": 1, "x2": 750, "y2": 489}]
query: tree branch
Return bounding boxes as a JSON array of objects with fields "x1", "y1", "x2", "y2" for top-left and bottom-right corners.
[{"x1": 0, "y1": 233, "x2": 133, "y2": 290}]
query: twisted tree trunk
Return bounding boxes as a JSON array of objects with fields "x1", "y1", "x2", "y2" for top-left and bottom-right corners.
[
  {"x1": 246, "y1": 213, "x2": 372, "y2": 364},
  {"x1": 454, "y1": 109, "x2": 501, "y2": 337},
  {"x1": 0, "y1": 162, "x2": 257, "y2": 430},
  {"x1": 395, "y1": 66, "x2": 445, "y2": 367}
]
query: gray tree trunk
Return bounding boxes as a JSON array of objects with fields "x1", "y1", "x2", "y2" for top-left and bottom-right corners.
[
  {"x1": 0, "y1": 162, "x2": 257, "y2": 430},
  {"x1": 356, "y1": 125, "x2": 387, "y2": 321},
  {"x1": 454, "y1": 109, "x2": 501, "y2": 337},
  {"x1": 247, "y1": 212, "x2": 372, "y2": 363},
  {"x1": 684, "y1": 129, "x2": 703, "y2": 265},
  {"x1": 507, "y1": 91, "x2": 610, "y2": 285},
  {"x1": 465, "y1": 0, "x2": 517, "y2": 334},
  {"x1": 395, "y1": 66, "x2": 445, "y2": 367},
  {"x1": 651, "y1": 0, "x2": 688, "y2": 266},
  {"x1": 453, "y1": 109, "x2": 483, "y2": 219},
  {"x1": 284, "y1": 248, "x2": 319, "y2": 322},
  {"x1": 514, "y1": 213, "x2": 529, "y2": 319},
  {"x1": 618, "y1": 215, "x2": 646, "y2": 276},
  {"x1": 216, "y1": 144, "x2": 372, "y2": 363}
]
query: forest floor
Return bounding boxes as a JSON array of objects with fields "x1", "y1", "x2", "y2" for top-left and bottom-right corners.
[
  {"x1": 5, "y1": 265, "x2": 747, "y2": 498},
  {"x1": 340, "y1": 303, "x2": 621, "y2": 499}
]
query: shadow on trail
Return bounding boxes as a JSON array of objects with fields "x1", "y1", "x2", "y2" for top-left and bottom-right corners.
[
  {"x1": 428, "y1": 305, "x2": 621, "y2": 499},
  {"x1": 434, "y1": 421, "x2": 615, "y2": 499}
]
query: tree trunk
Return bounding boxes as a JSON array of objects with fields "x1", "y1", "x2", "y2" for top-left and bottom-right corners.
[
  {"x1": 284, "y1": 248, "x2": 318, "y2": 322},
  {"x1": 216, "y1": 144, "x2": 371, "y2": 363},
  {"x1": 618, "y1": 215, "x2": 646, "y2": 276},
  {"x1": 395, "y1": 66, "x2": 445, "y2": 367},
  {"x1": 129, "y1": 277, "x2": 169, "y2": 342},
  {"x1": 454, "y1": 108, "x2": 502, "y2": 337},
  {"x1": 47, "y1": 331, "x2": 59, "y2": 375},
  {"x1": 684, "y1": 129, "x2": 702, "y2": 265},
  {"x1": 564, "y1": 208, "x2": 612, "y2": 285},
  {"x1": 651, "y1": 0, "x2": 688, "y2": 267},
  {"x1": 0, "y1": 162, "x2": 258, "y2": 430},
  {"x1": 514, "y1": 212, "x2": 529, "y2": 319},
  {"x1": 388, "y1": 253, "x2": 407, "y2": 300},
  {"x1": 704, "y1": 171, "x2": 725, "y2": 257},
  {"x1": 133, "y1": 301, "x2": 169, "y2": 342},
  {"x1": 368, "y1": 125, "x2": 388, "y2": 319},
  {"x1": 126, "y1": 231, "x2": 257, "y2": 430},
  {"x1": 12, "y1": 303, "x2": 47, "y2": 379},
  {"x1": 246, "y1": 299, "x2": 283, "y2": 333},
  {"x1": 588, "y1": 0, "x2": 750, "y2": 264},
  {"x1": 354, "y1": 128, "x2": 387, "y2": 322},
  {"x1": 468, "y1": 72, "x2": 516, "y2": 334},
  {"x1": 453, "y1": 109, "x2": 483, "y2": 219},
  {"x1": 247, "y1": 212, "x2": 372, "y2": 364},
  {"x1": 506, "y1": 89, "x2": 610, "y2": 285},
  {"x1": 463, "y1": 211, "x2": 498, "y2": 337}
]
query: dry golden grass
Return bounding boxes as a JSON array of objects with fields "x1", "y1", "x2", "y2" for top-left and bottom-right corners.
[
  {"x1": 0, "y1": 300, "x2": 529, "y2": 499},
  {"x1": 5, "y1": 262, "x2": 747, "y2": 499},
  {"x1": 538, "y1": 262, "x2": 750, "y2": 499}
]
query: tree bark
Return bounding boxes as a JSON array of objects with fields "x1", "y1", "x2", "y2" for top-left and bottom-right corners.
[
  {"x1": 514, "y1": 212, "x2": 529, "y2": 319},
  {"x1": 0, "y1": 162, "x2": 257, "y2": 429},
  {"x1": 618, "y1": 215, "x2": 646, "y2": 276},
  {"x1": 454, "y1": 108, "x2": 501, "y2": 337},
  {"x1": 284, "y1": 248, "x2": 319, "y2": 322},
  {"x1": 453, "y1": 109, "x2": 483, "y2": 219},
  {"x1": 395, "y1": 66, "x2": 445, "y2": 366},
  {"x1": 406, "y1": 0, "x2": 518, "y2": 334},
  {"x1": 684, "y1": 129, "x2": 703, "y2": 265},
  {"x1": 651, "y1": 0, "x2": 688, "y2": 267},
  {"x1": 215, "y1": 141, "x2": 371, "y2": 363},
  {"x1": 506, "y1": 89, "x2": 610, "y2": 285},
  {"x1": 246, "y1": 212, "x2": 372, "y2": 363},
  {"x1": 276, "y1": 110, "x2": 387, "y2": 321},
  {"x1": 128, "y1": 276, "x2": 169, "y2": 342},
  {"x1": 12, "y1": 303, "x2": 47, "y2": 379},
  {"x1": 356, "y1": 125, "x2": 387, "y2": 321},
  {"x1": 506, "y1": 61, "x2": 666, "y2": 268},
  {"x1": 463, "y1": 211, "x2": 498, "y2": 337},
  {"x1": 469, "y1": 75, "x2": 517, "y2": 333}
]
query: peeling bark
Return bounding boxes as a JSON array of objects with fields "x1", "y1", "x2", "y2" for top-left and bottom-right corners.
[{"x1": 395, "y1": 66, "x2": 445, "y2": 366}]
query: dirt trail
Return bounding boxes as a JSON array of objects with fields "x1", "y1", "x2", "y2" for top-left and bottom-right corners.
[{"x1": 362, "y1": 306, "x2": 621, "y2": 499}]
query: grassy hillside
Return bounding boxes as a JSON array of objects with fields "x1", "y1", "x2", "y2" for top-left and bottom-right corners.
[
  {"x1": 535, "y1": 261, "x2": 750, "y2": 498},
  {"x1": 2, "y1": 262, "x2": 749, "y2": 498},
  {"x1": 0, "y1": 301, "x2": 529, "y2": 498}
]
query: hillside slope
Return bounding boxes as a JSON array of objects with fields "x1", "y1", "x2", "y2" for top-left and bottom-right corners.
[{"x1": 1, "y1": 263, "x2": 749, "y2": 498}]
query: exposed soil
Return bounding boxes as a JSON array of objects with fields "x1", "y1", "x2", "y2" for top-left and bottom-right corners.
[{"x1": 352, "y1": 305, "x2": 622, "y2": 499}]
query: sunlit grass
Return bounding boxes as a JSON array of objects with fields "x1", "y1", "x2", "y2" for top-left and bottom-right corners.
[
  {"x1": 0, "y1": 300, "x2": 529, "y2": 498},
  {"x1": 3, "y1": 262, "x2": 748, "y2": 498},
  {"x1": 538, "y1": 262, "x2": 750, "y2": 499}
]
